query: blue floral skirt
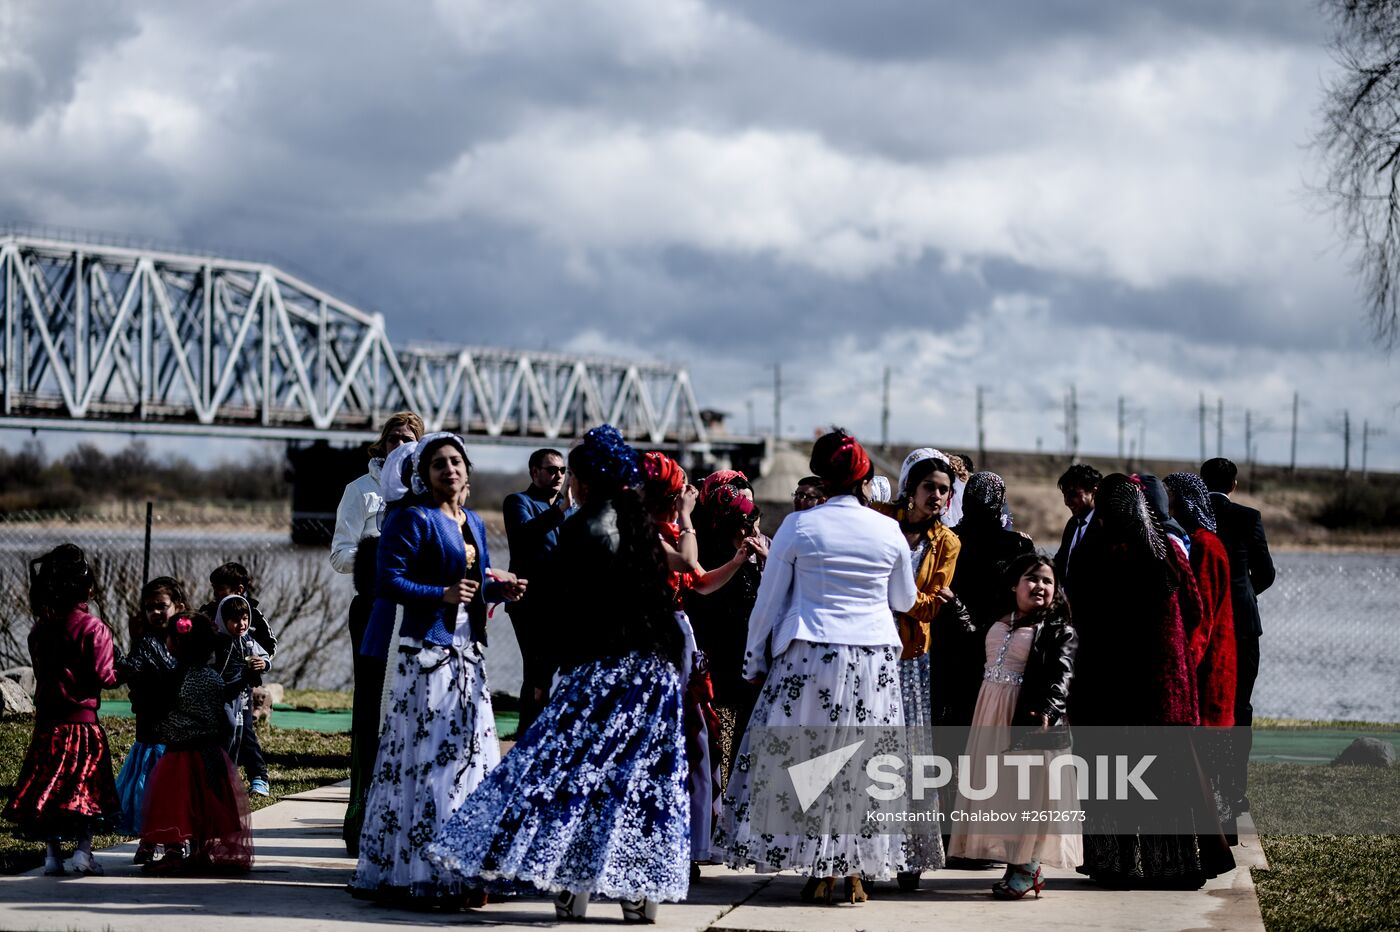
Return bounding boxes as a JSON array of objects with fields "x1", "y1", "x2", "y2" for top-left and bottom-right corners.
[
  {"x1": 425, "y1": 651, "x2": 689, "y2": 902},
  {"x1": 114, "y1": 740, "x2": 165, "y2": 835}
]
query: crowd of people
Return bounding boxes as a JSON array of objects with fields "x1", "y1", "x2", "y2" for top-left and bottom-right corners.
[
  {"x1": 5, "y1": 555, "x2": 277, "y2": 876},
  {"x1": 4, "y1": 410, "x2": 1276, "y2": 923}
]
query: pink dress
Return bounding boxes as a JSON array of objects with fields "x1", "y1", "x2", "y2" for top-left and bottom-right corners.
[{"x1": 948, "y1": 621, "x2": 1083, "y2": 868}]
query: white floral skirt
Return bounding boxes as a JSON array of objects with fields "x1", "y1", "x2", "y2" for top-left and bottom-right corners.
[
  {"x1": 351, "y1": 632, "x2": 499, "y2": 900},
  {"x1": 712, "y1": 640, "x2": 928, "y2": 879}
]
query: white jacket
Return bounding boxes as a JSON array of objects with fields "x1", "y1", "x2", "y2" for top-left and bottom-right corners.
[
  {"x1": 743, "y1": 494, "x2": 917, "y2": 678},
  {"x1": 330, "y1": 459, "x2": 384, "y2": 574}
]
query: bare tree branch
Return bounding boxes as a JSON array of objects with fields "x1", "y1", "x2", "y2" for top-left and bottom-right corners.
[{"x1": 1316, "y1": 0, "x2": 1400, "y2": 349}]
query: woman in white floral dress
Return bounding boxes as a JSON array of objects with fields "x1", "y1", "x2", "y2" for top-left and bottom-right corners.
[
  {"x1": 713, "y1": 429, "x2": 919, "y2": 905},
  {"x1": 349, "y1": 433, "x2": 524, "y2": 907}
]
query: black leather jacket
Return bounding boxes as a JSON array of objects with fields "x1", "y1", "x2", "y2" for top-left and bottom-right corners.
[{"x1": 1008, "y1": 611, "x2": 1078, "y2": 749}]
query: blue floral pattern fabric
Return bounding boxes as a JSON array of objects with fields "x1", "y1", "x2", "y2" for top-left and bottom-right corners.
[
  {"x1": 351, "y1": 629, "x2": 499, "y2": 900},
  {"x1": 425, "y1": 651, "x2": 690, "y2": 903}
]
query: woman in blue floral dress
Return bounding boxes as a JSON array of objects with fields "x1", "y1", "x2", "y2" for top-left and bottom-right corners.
[{"x1": 426, "y1": 424, "x2": 689, "y2": 924}]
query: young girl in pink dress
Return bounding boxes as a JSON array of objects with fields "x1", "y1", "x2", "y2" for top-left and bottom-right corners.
[
  {"x1": 949, "y1": 552, "x2": 1081, "y2": 899},
  {"x1": 3, "y1": 544, "x2": 120, "y2": 876}
]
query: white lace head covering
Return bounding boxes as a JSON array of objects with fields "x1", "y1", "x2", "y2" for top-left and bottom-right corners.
[
  {"x1": 897, "y1": 447, "x2": 951, "y2": 499},
  {"x1": 379, "y1": 440, "x2": 418, "y2": 505},
  {"x1": 410, "y1": 432, "x2": 469, "y2": 497},
  {"x1": 869, "y1": 475, "x2": 892, "y2": 503}
]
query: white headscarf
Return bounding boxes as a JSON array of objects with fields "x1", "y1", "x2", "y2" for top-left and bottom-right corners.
[
  {"x1": 869, "y1": 475, "x2": 892, "y2": 503},
  {"x1": 379, "y1": 440, "x2": 418, "y2": 505},
  {"x1": 409, "y1": 432, "x2": 468, "y2": 497},
  {"x1": 897, "y1": 447, "x2": 951, "y2": 499}
]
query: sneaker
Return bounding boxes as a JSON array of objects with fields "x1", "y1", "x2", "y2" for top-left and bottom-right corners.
[
  {"x1": 250, "y1": 777, "x2": 271, "y2": 797},
  {"x1": 42, "y1": 857, "x2": 65, "y2": 876},
  {"x1": 133, "y1": 843, "x2": 155, "y2": 865},
  {"x1": 71, "y1": 850, "x2": 104, "y2": 876}
]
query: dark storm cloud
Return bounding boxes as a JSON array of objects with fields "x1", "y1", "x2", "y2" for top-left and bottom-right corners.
[
  {"x1": 0, "y1": 1, "x2": 138, "y2": 127},
  {"x1": 709, "y1": 0, "x2": 1326, "y2": 63}
]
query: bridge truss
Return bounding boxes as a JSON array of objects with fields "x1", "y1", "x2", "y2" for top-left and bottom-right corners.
[{"x1": 0, "y1": 232, "x2": 709, "y2": 449}]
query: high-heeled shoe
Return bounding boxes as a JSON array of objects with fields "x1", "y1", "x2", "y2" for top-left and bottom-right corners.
[
  {"x1": 620, "y1": 897, "x2": 658, "y2": 923},
  {"x1": 991, "y1": 865, "x2": 1044, "y2": 900},
  {"x1": 555, "y1": 890, "x2": 589, "y2": 921},
  {"x1": 844, "y1": 876, "x2": 868, "y2": 904},
  {"x1": 800, "y1": 876, "x2": 836, "y2": 904},
  {"x1": 896, "y1": 870, "x2": 920, "y2": 892}
]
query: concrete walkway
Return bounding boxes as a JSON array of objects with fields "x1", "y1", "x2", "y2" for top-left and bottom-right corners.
[{"x1": 0, "y1": 781, "x2": 1268, "y2": 931}]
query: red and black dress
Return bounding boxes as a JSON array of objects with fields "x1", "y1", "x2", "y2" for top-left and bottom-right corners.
[
  {"x1": 140, "y1": 665, "x2": 253, "y2": 871},
  {"x1": 3, "y1": 605, "x2": 120, "y2": 841}
]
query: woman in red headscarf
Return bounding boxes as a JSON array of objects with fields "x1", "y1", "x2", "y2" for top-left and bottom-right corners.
[
  {"x1": 713, "y1": 429, "x2": 924, "y2": 905},
  {"x1": 641, "y1": 451, "x2": 759, "y2": 881}
]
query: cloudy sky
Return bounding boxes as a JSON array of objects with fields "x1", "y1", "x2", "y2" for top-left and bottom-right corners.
[{"x1": 2, "y1": 0, "x2": 1396, "y2": 470}]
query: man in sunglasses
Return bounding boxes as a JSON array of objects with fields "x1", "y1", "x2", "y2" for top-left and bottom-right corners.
[
  {"x1": 791, "y1": 476, "x2": 827, "y2": 512},
  {"x1": 503, "y1": 448, "x2": 574, "y2": 733}
]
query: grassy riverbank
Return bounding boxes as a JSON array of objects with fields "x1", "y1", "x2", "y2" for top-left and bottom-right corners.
[{"x1": 0, "y1": 714, "x2": 349, "y2": 874}]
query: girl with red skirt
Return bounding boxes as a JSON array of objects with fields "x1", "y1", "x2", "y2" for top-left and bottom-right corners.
[
  {"x1": 139, "y1": 613, "x2": 253, "y2": 874},
  {"x1": 3, "y1": 544, "x2": 120, "y2": 877}
]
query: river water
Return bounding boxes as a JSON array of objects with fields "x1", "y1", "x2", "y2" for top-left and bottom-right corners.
[{"x1": 1, "y1": 524, "x2": 1394, "y2": 723}]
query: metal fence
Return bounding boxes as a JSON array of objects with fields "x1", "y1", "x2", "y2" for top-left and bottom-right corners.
[
  {"x1": 0, "y1": 506, "x2": 516, "y2": 692},
  {"x1": 0, "y1": 510, "x2": 1395, "y2": 723}
]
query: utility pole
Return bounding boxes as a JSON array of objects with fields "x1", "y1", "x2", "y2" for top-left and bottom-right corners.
[
  {"x1": 1216, "y1": 396, "x2": 1224, "y2": 458},
  {"x1": 1290, "y1": 391, "x2": 1299, "y2": 476},
  {"x1": 1245, "y1": 409, "x2": 1254, "y2": 465},
  {"x1": 773, "y1": 364, "x2": 782, "y2": 440},
  {"x1": 1361, "y1": 421, "x2": 1386, "y2": 480},
  {"x1": 1343, "y1": 410, "x2": 1351, "y2": 477},
  {"x1": 746, "y1": 398, "x2": 755, "y2": 436},
  {"x1": 1069, "y1": 383, "x2": 1080, "y2": 463},
  {"x1": 1362, "y1": 419, "x2": 1370, "y2": 480},
  {"x1": 1199, "y1": 392, "x2": 1207, "y2": 462},
  {"x1": 1245, "y1": 409, "x2": 1254, "y2": 492},
  {"x1": 976, "y1": 385, "x2": 987, "y2": 470},
  {"x1": 880, "y1": 366, "x2": 891, "y2": 452},
  {"x1": 1117, "y1": 395, "x2": 1126, "y2": 465}
]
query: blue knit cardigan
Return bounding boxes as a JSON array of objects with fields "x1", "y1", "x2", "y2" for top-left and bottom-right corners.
[{"x1": 361, "y1": 503, "x2": 503, "y2": 657}]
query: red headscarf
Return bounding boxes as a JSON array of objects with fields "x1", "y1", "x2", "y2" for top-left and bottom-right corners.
[
  {"x1": 711, "y1": 482, "x2": 756, "y2": 517},
  {"x1": 643, "y1": 451, "x2": 686, "y2": 497},
  {"x1": 818, "y1": 434, "x2": 872, "y2": 489},
  {"x1": 699, "y1": 469, "x2": 748, "y2": 506}
]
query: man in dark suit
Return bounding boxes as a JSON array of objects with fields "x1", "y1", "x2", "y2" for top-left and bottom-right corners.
[
  {"x1": 504, "y1": 448, "x2": 572, "y2": 734},
  {"x1": 1202, "y1": 457, "x2": 1276, "y2": 827},
  {"x1": 1054, "y1": 463, "x2": 1102, "y2": 596}
]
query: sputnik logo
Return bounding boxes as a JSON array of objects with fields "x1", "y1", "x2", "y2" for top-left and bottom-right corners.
[{"x1": 787, "y1": 739, "x2": 866, "y2": 812}]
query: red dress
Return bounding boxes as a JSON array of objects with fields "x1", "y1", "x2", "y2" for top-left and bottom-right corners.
[
  {"x1": 141, "y1": 666, "x2": 253, "y2": 870},
  {"x1": 1187, "y1": 529, "x2": 1237, "y2": 727},
  {"x1": 3, "y1": 605, "x2": 120, "y2": 840}
]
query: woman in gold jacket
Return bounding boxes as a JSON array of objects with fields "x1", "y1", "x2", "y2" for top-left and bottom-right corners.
[{"x1": 872, "y1": 447, "x2": 965, "y2": 890}]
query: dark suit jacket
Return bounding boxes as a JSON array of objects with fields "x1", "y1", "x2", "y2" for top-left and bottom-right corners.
[
  {"x1": 1209, "y1": 493, "x2": 1275, "y2": 639},
  {"x1": 1055, "y1": 514, "x2": 1092, "y2": 595}
]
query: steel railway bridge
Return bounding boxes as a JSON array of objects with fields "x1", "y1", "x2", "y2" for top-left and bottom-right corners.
[
  {"x1": 0, "y1": 229, "x2": 765, "y2": 531},
  {"x1": 0, "y1": 229, "x2": 738, "y2": 450}
]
